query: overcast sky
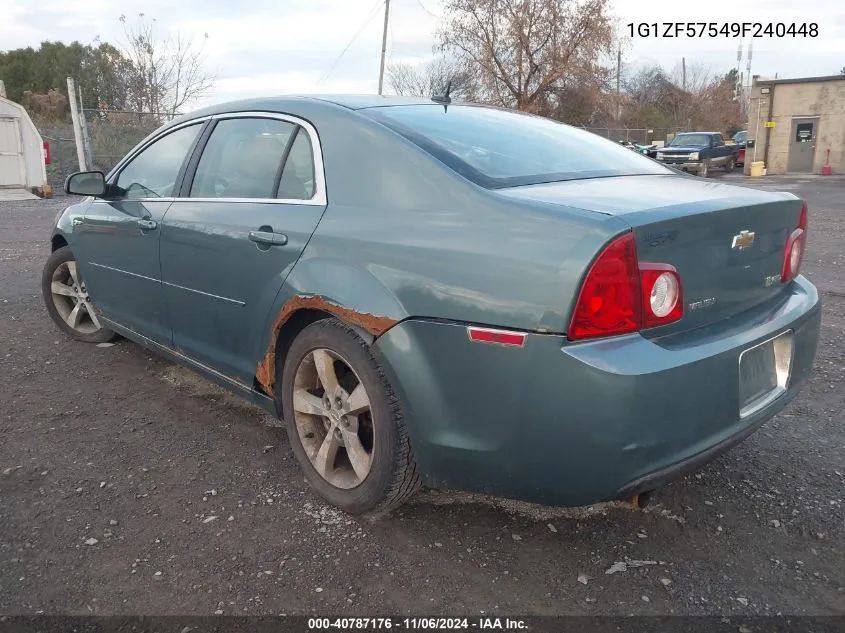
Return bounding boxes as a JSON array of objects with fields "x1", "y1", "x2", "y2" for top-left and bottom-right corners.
[{"x1": 2, "y1": 0, "x2": 844, "y2": 109}]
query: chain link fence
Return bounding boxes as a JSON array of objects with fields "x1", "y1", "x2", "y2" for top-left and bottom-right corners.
[
  {"x1": 581, "y1": 127, "x2": 678, "y2": 145},
  {"x1": 37, "y1": 110, "x2": 174, "y2": 192}
]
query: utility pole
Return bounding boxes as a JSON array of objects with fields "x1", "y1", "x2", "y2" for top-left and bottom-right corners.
[
  {"x1": 377, "y1": 0, "x2": 391, "y2": 95},
  {"x1": 682, "y1": 57, "x2": 686, "y2": 91},
  {"x1": 616, "y1": 46, "x2": 621, "y2": 124},
  {"x1": 745, "y1": 39, "x2": 753, "y2": 117}
]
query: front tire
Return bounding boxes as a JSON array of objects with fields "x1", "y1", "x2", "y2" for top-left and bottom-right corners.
[
  {"x1": 698, "y1": 160, "x2": 710, "y2": 178},
  {"x1": 42, "y1": 246, "x2": 117, "y2": 343},
  {"x1": 280, "y1": 318, "x2": 420, "y2": 515}
]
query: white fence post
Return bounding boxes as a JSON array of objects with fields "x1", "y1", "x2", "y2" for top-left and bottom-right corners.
[
  {"x1": 66, "y1": 77, "x2": 87, "y2": 171},
  {"x1": 76, "y1": 83, "x2": 93, "y2": 170}
]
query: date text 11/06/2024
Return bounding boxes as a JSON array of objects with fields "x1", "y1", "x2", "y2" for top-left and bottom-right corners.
[
  {"x1": 308, "y1": 618, "x2": 528, "y2": 630},
  {"x1": 627, "y1": 22, "x2": 818, "y2": 38}
]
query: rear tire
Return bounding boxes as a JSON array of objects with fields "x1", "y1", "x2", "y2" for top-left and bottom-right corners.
[
  {"x1": 725, "y1": 158, "x2": 735, "y2": 173},
  {"x1": 42, "y1": 247, "x2": 117, "y2": 344},
  {"x1": 280, "y1": 318, "x2": 420, "y2": 515}
]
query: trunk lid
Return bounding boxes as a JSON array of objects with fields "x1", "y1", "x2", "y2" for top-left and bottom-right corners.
[{"x1": 497, "y1": 174, "x2": 805, "y2": 334}]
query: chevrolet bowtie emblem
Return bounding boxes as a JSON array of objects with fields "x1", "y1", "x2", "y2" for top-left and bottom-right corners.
[{"x1": 731, "y1": 230, "x2": 755, "y2": 250}]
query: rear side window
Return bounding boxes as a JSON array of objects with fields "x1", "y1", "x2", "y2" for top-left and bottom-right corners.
[
  {"x1": 362, "y1": 105, "x2": 672, "y2": 188},
  {"x1": 114, "y1": 123, "x2": 202, "y2": 199},
  {"x1": 190, "y1": 118, "x2": 296, "y2": 199},
  {"x1": 277, "y1": 128, "x2": 315, "y2": 200}
]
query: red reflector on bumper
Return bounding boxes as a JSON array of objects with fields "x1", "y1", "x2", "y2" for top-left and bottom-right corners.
[{"x1": 467, "y1": 327, "x2": 527, "y2": 347}]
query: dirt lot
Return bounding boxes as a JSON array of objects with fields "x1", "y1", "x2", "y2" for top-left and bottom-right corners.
[{"x1": 0, "y1": 174, "x2": 843, "y2": 617}]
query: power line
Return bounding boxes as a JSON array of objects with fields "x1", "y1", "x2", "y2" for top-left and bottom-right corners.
[
  {"x1": 315, "y1": 0, "x2": 385, "y2": 87},
  {"x1": 413, "y1": 0, "x2": 442, "y2": 18}
]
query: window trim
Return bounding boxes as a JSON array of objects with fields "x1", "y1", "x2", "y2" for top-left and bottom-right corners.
[{"x1": 104, "y1": 111, "x2": 327, "y2": 206}]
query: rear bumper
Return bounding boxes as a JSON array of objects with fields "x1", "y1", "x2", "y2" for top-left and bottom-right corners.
[
  {"x1": 611, "y1": 407, "x2": 769, "y2": 499},
  {"x1": 374, "y1": 277, "x2": 821, "y2": 507}
]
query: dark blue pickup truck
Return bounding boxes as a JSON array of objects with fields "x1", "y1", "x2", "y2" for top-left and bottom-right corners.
[{"x1": 655, "y1": 132, "x2": 739, "y2": 177}]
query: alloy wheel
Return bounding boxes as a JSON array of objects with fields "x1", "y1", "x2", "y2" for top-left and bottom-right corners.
[
  {"x1": 291, "y1": 348, "x2": 375, "y2": 489},
  {"x1": 49, "y1": 261, "x2": 102, "y2": 334}
]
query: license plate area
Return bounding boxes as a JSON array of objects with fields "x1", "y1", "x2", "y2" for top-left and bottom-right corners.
[{"x1": 739, "y1": 330, "x2": 794, "y2": 418}]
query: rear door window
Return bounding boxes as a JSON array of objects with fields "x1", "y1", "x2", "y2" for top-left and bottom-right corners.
[{"x1": 190, "y1": 118, "x2": 296, "y2": 199}]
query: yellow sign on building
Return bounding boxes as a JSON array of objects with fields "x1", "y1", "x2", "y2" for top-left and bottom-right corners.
[{"x1": 764, "y1": 121, "x2": 776, "y2": 128}]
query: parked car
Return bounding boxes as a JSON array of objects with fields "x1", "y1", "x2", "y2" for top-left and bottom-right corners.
[
  {"x1": 45, "y1": 96, "x2": 820, "y2": 515},
  {"x1": 733, "y1": 130, "x2": 749, "y2": 167},
  {"x1": 617, "y1": 140, "x2": 650, "y2": 155},
  {"x1": 656, "y1": 132, "x2": 739, "y2": 177}
]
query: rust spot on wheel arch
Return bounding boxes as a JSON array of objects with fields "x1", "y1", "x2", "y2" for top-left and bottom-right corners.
[{"x1": 255, "y1": 296, "x2": 398, "y2": 397}]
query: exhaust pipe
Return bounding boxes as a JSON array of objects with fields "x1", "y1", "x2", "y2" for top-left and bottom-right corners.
[{"x1": 629, "y1": 490, "x2": 653, "y2": 509}]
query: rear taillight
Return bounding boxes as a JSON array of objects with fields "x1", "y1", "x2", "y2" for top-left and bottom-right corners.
[
  {"x1": 639, "y1": 263, "x2": 683, "y2": 328},
  {"x1": 567, "y1": 233, "x2": 641, "y2": 340},
  {"x1": 568, "y1": 232, "x2": 684, "y2": 341},
  {"x1": 781, "y1": 203, "x2": 808, "y2": 283}
]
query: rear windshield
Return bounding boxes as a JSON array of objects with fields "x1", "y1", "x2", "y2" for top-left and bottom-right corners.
[{"x1": 362, "y1": 104, "x2": 672, "y2": 189}]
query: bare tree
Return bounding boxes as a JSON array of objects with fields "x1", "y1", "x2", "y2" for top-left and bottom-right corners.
[
  {"x1": 386, "y1": 55, "x2": 476, "y2": 99},
  {"x1": 437, "y1": 0, "x2": 615, "y2": 112},
  {"x1": 119, "y1": 13, "x2": 214, "y2": 117}
]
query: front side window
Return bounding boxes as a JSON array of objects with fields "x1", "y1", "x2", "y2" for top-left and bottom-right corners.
[
  {"x1": 190, "y1": 118, "x2": 296, "y2": 199},
  {"x1": 362, "y1": 104, "x2": 672, "y2": 189},
  {"x1": 114, "y1": 123, "x2": 202, "y2": 199}
]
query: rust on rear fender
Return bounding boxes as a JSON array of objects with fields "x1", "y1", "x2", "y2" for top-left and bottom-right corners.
[{"x1": 255, "y1": 295, "x2": 398, "y2": 397}]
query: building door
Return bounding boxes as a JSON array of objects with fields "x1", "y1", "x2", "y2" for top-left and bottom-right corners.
[
  {"x1": 0, "y1": 117, "x2": 26, "y2": 187},
  {"x1": 787, "y1": 118, "x2": 818, "y2": 173}
]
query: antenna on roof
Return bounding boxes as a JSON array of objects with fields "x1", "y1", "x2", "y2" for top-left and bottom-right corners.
[{"x1": 431, "y1": 80, "x2": 452, "y2": 111}]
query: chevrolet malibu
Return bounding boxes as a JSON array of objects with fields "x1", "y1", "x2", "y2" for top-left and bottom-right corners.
[{"x1": 43, "y1": 95, "x2": 821, "y2": 515}]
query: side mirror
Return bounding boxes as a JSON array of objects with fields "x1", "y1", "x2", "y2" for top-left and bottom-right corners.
[
  {"x1": 65, "y1": 171, "x2": 106, "y2": 197},
  {"x1": 746, "y1": 139, "x2": 756, "y2": 148}
]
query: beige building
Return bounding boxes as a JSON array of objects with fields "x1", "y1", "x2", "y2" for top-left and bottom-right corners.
[{"x1": 745, "y1": 74, "x2": 845, "y2": 175}]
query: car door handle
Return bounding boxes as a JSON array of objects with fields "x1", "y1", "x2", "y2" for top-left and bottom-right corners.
[
  {"x1": 72, "y1": 217, "x2": 84, "y2": 226},
  {"x1": 137, "y1": 219, "x2": 158, "y2": 230},
  {"x1": 249, "y1": 231, "x2": 288, "y2": 246}
]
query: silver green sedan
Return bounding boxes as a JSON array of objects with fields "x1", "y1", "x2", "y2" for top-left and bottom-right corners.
[{"x1": 43, "y1": 95, "x2": 820, "y2": 515}]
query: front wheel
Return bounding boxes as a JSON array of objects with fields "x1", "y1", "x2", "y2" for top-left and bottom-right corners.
[
  {"x1": 698, "y1": 160, "x2": 710, "y2": 178},
  {"x1": 42, "y1": 246, "x2": 117, "y2": 343},
  {"x1": 280, "y1": 318, "x2": 420, "y2": 515}
]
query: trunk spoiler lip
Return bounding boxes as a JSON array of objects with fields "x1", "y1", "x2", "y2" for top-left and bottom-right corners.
[{"x1": 496, "y1": 175, "x2": 802, "y2": 219}]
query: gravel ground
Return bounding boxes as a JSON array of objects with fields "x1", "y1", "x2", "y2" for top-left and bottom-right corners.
[{"x1": 0, "y1": 174, "x2": 843, "y2": 617}]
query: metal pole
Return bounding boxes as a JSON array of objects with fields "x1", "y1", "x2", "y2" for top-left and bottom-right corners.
[
  {"x1": 66, "y1": 77, "x2": 87, "y2": 171},
  {"x1": 377, "y1": 0, "x2": 390, "y2": 95},
  {"x1": 753, "y1": 95, "x2": 762, "y2": 163},
  {"x1": 763, "y1": 83, "x2": 775, "y2": 167}
]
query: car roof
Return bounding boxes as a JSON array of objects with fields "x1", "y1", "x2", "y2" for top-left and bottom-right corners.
[{"x1": 180, "y1": 94, "x2": 440, "y2": 118}]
